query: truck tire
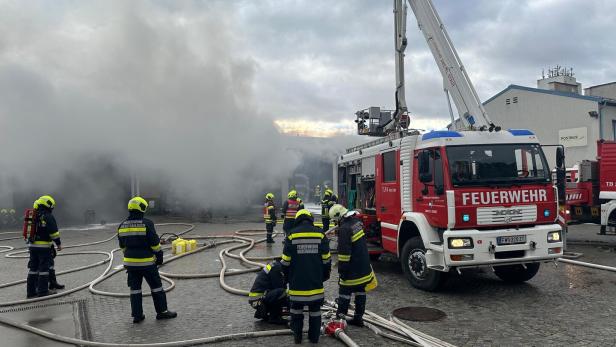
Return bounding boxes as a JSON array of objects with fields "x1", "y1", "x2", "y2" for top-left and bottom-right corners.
[
  {"x1": 401, "y1": 236, "x2": 447, "y2": 291},
  {"x1": 494, "y1": 263, "x2": 540, "y2": 283}
]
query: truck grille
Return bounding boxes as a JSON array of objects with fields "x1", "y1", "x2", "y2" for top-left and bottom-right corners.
[{"x1": 476, "y1": 205, "x2": 537, "y2": 225}]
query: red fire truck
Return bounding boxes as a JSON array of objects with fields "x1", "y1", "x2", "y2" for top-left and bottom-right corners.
[
  {"x1": 335, "y1": 0, "x2": 564, "y2": 291},
  {"x1": 558, "y1": 141, "x2": 616, "y2": 233},
  {"x1": 335, "y1": 130, "x2": 563, "y2": 290}
]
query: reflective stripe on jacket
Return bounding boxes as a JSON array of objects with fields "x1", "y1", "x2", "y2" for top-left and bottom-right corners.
[
  {"x1": 281, "y1": 218, "x2": 331, "y2": 302},
  {"x1": 117, "y1": 213, "x2": 161, "y2": 268}
]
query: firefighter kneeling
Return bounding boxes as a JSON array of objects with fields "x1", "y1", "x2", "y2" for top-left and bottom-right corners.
[
  {"x1": 248, "y1": 260, "x2": 288, "y2": 325},
  {"x1": 118, "y1": 197, "x2": 177, "y2": 323},
  {"x1": 329, "y1": 204, "x2": 378, "y2": 327},
  {"x1": 281, "y1": 209, "x2": 331, "y2": 344}
]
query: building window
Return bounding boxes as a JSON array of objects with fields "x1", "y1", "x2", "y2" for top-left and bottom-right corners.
[
  {"x1": 506, "y1": 98, "x2": 511, "y2": 105},
  {"x1": 382, "y1": 151, "x2": 397, "y2": 182},
  {"x1": 513, "y1": 96, "x2": 518, "y2": 103}
]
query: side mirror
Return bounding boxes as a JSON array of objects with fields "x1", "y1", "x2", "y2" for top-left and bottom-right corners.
[{"x1": 556, "y1": 147, "x2": 565, "y2": 169}]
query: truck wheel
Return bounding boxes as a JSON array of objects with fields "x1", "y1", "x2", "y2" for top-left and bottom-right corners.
[
  {"x1": 494, "y1": 263, "x2": 540, "y2": 283},
  {"x1": 401, "y1": 236, "x2": 447, "y2": 291}
]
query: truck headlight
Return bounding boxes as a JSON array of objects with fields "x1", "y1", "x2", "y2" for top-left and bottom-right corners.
[
  {"x1": 547, "y1": 231, "x2": 561, "y2": 243},
  {"x1": 448, "y1": 238, "x2": 473, "y2": 249}
]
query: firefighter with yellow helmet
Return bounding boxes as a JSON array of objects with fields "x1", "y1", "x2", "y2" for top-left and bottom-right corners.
[
  {"x1": 263, "y1": 193, "x2": 277, "y2": 244},
  {"x1": 27, "y1": 195, "x2": 62, "y2": 298},
  {"x1": 118, "y1": 197, "x2": 176, "y2": 323},
  {"x1": 329, "y1": 204, "x2": 376, "y2": 327},
  {"x1": 281, "y1": 209, "x2": 331, "y2": 344}
]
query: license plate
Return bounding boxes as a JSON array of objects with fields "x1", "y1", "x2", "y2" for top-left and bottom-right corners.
[{"x1": 497, "y1": 235, "x2": 526, "y2": 245}]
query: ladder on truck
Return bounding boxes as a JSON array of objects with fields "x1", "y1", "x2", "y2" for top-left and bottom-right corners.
[{"x1": 355, "y1": 0, "x2": 499, "y2": 136}]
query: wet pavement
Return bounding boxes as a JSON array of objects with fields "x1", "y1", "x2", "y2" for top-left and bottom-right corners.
[{"x1": 1, "y1": 221, "x2": 616, "y2": 346}]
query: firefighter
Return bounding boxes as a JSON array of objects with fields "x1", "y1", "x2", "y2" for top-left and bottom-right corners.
[
  {"x1": 281, "y1": 190, "x2": 304, "y2": 237},
  {"x1": 281, "y1": 209, "x2": 331, "y2": 344},
  {"x1": 321, "y1": 188, "x2": 338, "y2": 232},
  {"x1": 263, "y1": 193, "x2": 277, "y2": 244},
  {"x1": 314, "y1": 184, "x2": 321, "y2": 203},
  {"x1": 26, "y1": 195, "x2": 62, "y2": 298},
  {"x1": 118, "y1": 197, "x2": 177, "y2": 323},
  {"x1": 329, "y1": 204, "x2": 376, "y2": 327},
  {"x1": 248, "y1": 260, "x2": 288, "y2": 325}
]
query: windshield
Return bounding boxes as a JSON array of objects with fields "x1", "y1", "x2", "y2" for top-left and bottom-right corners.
[{"x1": 446, "y1": 144, "x2": 551, "y2": 187}]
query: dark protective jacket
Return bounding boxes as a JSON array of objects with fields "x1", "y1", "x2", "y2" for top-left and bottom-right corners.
[
  {"x1": 249, "y1": 261, "x2": 285, "y2": 302},
  {"x1": 321, "y1": 194, "x2": 338, "y2": 218},
  {"x1": 337, "y1": 214, "x2": 373, "y2": 287},
  {"x1": 263, "y1": 200, "x2": 277, "y2": 224},
  {"x1": 30, "y1": 207, "x2": 61, "y2": 248},
  {"x1": 282, "y1": 198, "x2": 304, "y2": 220},
  {"x1": 117, "y1": 211, "x2": 162, "y2": 268},
  {"x1": 281, "y1": 216, "x2": 331, "y2": 302}
]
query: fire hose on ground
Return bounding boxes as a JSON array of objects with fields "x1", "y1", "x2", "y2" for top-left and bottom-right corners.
[{"x1": 0, "y1": 222, "x2": 452, "y2": 346}]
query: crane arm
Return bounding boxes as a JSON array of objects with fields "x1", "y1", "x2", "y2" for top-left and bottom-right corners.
[{"x1": 407, "y1": 0, "x2": 496, "y2": 130}]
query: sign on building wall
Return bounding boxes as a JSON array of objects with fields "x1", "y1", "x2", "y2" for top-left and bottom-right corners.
[{"x1": 559, "y1": 127, "x2": 588, "y2": 147}]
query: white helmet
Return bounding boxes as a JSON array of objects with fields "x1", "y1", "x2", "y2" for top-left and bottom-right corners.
[{"x1": 329, "y1": 204, "x2": 348, "y2": 222}]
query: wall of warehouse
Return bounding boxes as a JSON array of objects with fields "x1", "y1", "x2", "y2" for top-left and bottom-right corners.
[{"x1": 485, "y1": 88, "x2": 603, "y2": 167}]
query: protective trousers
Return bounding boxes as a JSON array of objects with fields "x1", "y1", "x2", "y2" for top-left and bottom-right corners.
[
  {"x1": 282, "y1": 219, "x2": 294, "y2": 237},
  {"x1": 322, "y1": 217, "x2": 330, "y2": 233},
  {"x1": 337, "y1": 284, "x2": 367, "y2": 320},
  {"x1": 290, "y1": 300, "x2": 322, "y2": 343},
  {"x1": 127, "y1": 266, "x2": 168, "y2": 318},
  {"x1": 263, "y1": 288, "x2": 287, "y2": 319},
  {"x1": 266, "y1": 223, "x2": 275, "y2": 242},
  {"x1": 49, "y1": 249, "x2": 60, "y2": 288},
  {"x1": 27, "y1": 247, "x2": 52, "y2": 297}
]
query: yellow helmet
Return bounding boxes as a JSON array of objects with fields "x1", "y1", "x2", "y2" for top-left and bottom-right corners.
[
  {"x1": 287, "y1": 190, "x2": 297, "y2": 199},
  {"x1": 265, "y1": 193, "x2": 274, "y2": 200},
  {"x1": 9, "y1": 209, "x2": 15, "y2": 214},
  {"x1": 128, "y1": 196, "x2": 148, "y2": 213},
  {"x1": 37, "y1": 195, "x2": 56, "y2": 209},
  {"x1": 295, "y1": 209, "x2": 313, "y2": 220},
  {"x1": 329, "y1": 204, "x2": 348, "y2": 222},
  {"x1": 324, "y1": 189, "x2": 333, "y2": 196},
  {"x1": 0, "y1": 209, "x2": 6, "y2": 214}
]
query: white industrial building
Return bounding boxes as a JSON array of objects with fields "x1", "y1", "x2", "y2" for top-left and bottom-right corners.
[{"x1": 484, "y1": 70, "x2": 616, "y2": 167}]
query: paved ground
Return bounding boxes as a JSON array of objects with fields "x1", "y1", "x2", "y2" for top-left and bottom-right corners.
[{"x1": 1, "y1": 221, "x2": 616, "y2": 346}]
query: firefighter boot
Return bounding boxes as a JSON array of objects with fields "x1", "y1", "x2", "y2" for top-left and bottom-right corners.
[
  {"x1": 336, "y1": 294, "x2": 351, "y2": 319},
  {"x1": 308, "y1": 309, "x2": 322, "y2": 343},
  {"x1": 290, "y1": 311, "x2": 304, "y2": 344},
  {"x1": 49, "y1": 268, "x2": 65, "y2": 290},
  {"x1": 26, "y1": 272, "x2": 38, "y2": 298},
  {"x1": 156, "y1": 310, "x2": 177, "y2": 320},
  {"x1": 347, "y1": 293, "x2": 366, "y2": 327}
]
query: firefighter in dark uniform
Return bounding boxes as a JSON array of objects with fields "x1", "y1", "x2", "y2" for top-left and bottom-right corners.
[
  {"x1": 321, "y1": 188, "x2": 338, "y2": 232},
  {"x1": 329, "y1": 204, "x2": 376, "y2": 327},
  {"x1": 118, "y1": 197, "x2": 177, "y2": 323},
  {"x1": 281, "y1": 190, "x2": 304, "y2": 237},
  {"x1": 263, "y1": 193, "x2": 277, "y2": 244},
  {"x1": 26, "y1": 195, "x2": 61, "y2": 298},
  {"x1": 248, "y1": 260, "x2": 288, "y2": 324},
  {"x1": 281, "y1": 209, "x2": 331, "y2": 344}
]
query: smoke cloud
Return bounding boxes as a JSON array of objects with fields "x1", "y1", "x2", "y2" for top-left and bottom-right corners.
[{"x1": 0, "y1": 1, "x2": 310, "y2": 221}]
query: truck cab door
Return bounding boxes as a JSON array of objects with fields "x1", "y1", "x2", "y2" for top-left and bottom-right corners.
[
  {"x1": 414, "y1": 148, "x2": 448, "y2": 228},
  {"x1": 376, "y1": 150, "x2": 402, "y2": 228}
]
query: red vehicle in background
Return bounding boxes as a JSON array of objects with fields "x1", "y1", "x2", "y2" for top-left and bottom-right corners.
[{"x1": 559, "y1": 141, "x2": 616, "y2": 234}]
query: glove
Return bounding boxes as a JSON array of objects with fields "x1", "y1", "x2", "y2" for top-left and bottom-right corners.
[
  {"x1": 51, "y1": 247, "x2": 57, "y2": 258},
  {"x1": 155, "y1": 251, "x2": 164, "y2": 266}
]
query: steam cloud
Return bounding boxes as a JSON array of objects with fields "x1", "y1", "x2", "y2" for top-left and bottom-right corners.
[{"x1": 0, "y1": 1, "x2": 313, "y2": 221}]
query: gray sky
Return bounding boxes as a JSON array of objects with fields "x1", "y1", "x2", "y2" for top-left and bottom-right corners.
[{"x1": 234, "y1": 0, "x2": 616, "y2": 132}]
